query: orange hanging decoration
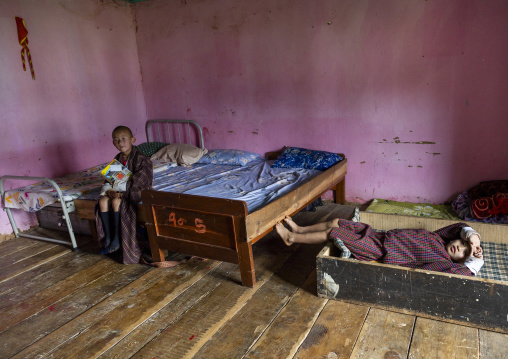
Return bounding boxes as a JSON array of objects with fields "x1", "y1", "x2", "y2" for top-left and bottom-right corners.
[{"x1": 15, "y1": 16, "x2": 35, "y2": 80}]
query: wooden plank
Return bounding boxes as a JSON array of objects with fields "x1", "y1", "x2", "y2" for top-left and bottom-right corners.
[
  {"x1": 0, "y1": 250, "x2": 102, "y2": 310},
  {"x1": 294, "y1": 301, "x2": 369, "y2": 359},
  {"x1": 0, "y1": 240, "x2": 98, "y2": 296},
  {"x1": 244, "y1": 271, "x2": 328, "y2": 359},
  {"x1": 134, "y1": 234, "x2": 319, "y2": 359},
  {"x1": 12, "y1": 264, "x2": 191, "y2": 359},
  {"x1": 0, "y1": 237, "x2": 42, "y2": 258},
  {"x1": 149, "y1": 229, "x2": 240, "y2": 263},
  {"x1": 0, "y1": 245, "x2": 70, "y2": 284},
  {"x1": 349, "y1": 308, "x2": 415, "y2": 359},
  {"x1": 317, "y1": 243, "x2": 508, "y2": 334},
  {"x1": 0, "y1": 241, "x2": 58, "y2": 269},
  {"x1": 0, "y1": 263, "x2": 151, "y2": 358},
  {"x1": 479, "y1": 330, "x2": 508, "y2": 359},
  {"x1": 98, "y1": 262, "x2": 238, "y2": 359},
  {"x1": 192, "y1": 242, "x2": 324, "y2": 359},
  {"x1": 245, "y1": 160, "x2": 347, "y2": 242},
  {"x1": 361, "y1": 211, "x2": 508, "y2": 245},
  {"x1": 0, "y1": 258, "x2": 119, "y2": 332},
  {"x1": 30, "y1": 258, "x2": 217, "y2": 359},
  {"x1": 142, "y1": 190, "x2": 248, "y2": 217},
  {"x1": 73, "y1": 199, "x2": 96, "y2": 220},
  {"x1": 409, "y1": 317, "x2": 479, "y2": 358}
]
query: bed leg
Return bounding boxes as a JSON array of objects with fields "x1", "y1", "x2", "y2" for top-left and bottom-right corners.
[
  {"x1": 149, "y1": 241, "x2": 165, "y2": 262},
  {"x1": 144, "y1": 224, "x2": 165, "y2": 262},
  {"x1": 237, "y1": 241, "x2": 255, "y2": 287},
  {"x1": 88, "y1": 220, "x2": 98, "y2": 243},
  {"x1": 333, "y1": 177, "x2": 346, "y2": 205}
]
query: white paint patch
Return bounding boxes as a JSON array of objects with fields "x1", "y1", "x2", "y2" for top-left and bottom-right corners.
[{"x1": 324, "y1": 272, "x2": 340, "y2": 297}]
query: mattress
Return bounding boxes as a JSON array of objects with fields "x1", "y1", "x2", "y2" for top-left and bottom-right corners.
[{"x1": 79, "y1": 159, "x2": 323, "y2": 213}]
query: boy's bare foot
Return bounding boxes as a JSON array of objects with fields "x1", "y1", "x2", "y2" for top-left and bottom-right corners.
[
  {"x1": 283, "y1": 216, "x2": 302, "y2": 233},
  {"x1": 275, "y1": 222, "x2": 294, "y2": 246}
]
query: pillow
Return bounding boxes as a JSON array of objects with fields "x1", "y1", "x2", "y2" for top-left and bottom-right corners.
[
  {"x1": 196, "y1": 149, "x2": 262, "y2": 166},
  {"x1": 137, "y1": 142, "x2": 168, "y2": 157},
  {"x1": 467, "y1": 180, "x2": 508, "y2": 219},
  {"x1": 150, "y1": 143, "x2": 208, "y2": 166},
  {"x1": 271, "y1": 147, "x2": 343, "y2": 171}
]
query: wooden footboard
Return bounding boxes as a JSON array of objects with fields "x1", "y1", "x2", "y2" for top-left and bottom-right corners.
[{"x1": 141, "y1": 191, "x2": 256, "y2": 286}]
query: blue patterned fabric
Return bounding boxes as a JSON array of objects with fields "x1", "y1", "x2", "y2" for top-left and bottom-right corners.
[
  {"x1": 137, "y1": 142, "x2": 168, "y2": 157},
  {"x1": 476, "y1": 242, "x2": 508, "y2": 281},
  {"x1": 271, "y1": 147, "x2": 343, "y2": 171},
  {"x1": 196, "y1": 149, "x2": 262, "y2": 166}
]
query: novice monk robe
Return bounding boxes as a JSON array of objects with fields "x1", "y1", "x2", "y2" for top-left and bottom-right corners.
[
  {"x1": 95, "y1": 126, "x2": 153, "y2": 264},
  {"x1": 276, "y1": 212, "x2": 484, "y2": 276}
]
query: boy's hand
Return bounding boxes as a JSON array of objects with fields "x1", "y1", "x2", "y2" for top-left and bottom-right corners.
[
  {"x1": 472, "y1": 245, "x2": 483, "y2": 259},
  {"x1": 468, "y1": 234, "x2": 482, "y2": 259},
  {"x1": 468, "y1": 234, "x2": 481, "y2": 247},
  {"x1": 107, "y1": 190, "x2": 122, "y2": 199}
]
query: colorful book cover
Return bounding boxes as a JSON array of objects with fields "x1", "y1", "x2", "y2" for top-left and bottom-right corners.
[{"x1": 100, "y1": 159, "x2": 132, "y2": 184}]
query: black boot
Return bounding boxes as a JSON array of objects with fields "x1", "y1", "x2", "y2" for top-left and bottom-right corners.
[
  {"x1": 108, "y1": 211, "x2": 121, "y2": 253},
  {"x1": 99, "y1": 211, "x2": 111, "y2": 254}
]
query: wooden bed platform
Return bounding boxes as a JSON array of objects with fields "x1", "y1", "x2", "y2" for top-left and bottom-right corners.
[
  {"x1": 317, "y1": 211, "x2": 508, "y2": 334},
  {"x1": 141, "y1": 154, "x2": 347, "y2": 287},
  {"x1": 74, "y1": 151, "x2": 347, "y2": 287}
]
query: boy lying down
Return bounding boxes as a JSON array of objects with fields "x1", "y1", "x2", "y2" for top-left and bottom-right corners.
[{"x1": 276, "y1": 211, "x2": 484, "y2": 276}]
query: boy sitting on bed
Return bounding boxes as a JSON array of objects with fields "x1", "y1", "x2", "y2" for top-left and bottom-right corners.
[
  {"x1": 275, "y1": 211, "x2": 484, "y2": 276},
  {"x1": 95, "y1": 125, "x2": 153, "y2": 263}
]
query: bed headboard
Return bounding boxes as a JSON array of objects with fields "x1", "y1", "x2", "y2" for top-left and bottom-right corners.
[{"x1": 145, "y1": 119, "x2": 205, "y2": 149}]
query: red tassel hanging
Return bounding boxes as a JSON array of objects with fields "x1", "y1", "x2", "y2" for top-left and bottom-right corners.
[{"x1": 15, "y1": 16, "x2": 35, "y2": 80}]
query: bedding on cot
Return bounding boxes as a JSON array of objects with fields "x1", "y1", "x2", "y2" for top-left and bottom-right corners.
[{"x1": 3, "y1": 159, "x2": 175, "y2": 212}]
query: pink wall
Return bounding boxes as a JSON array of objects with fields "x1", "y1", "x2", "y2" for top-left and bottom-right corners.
[
  {"x1": 135, "y1": 0, "x2": 508, "y2": 204},
  {"x1": 2, "y1": 0, "x2": 508, "y2": 236},
  {"x1": 0, "y1": 0, "x2": 146, "y2": 235}
]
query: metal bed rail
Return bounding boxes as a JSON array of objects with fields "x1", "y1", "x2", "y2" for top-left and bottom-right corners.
[
  {"x1": 146, "y1": 119, "x2": 205, "y2": 149},
  {"x1": 1, "y1": 175, "x2": 78, "y2": 250}
]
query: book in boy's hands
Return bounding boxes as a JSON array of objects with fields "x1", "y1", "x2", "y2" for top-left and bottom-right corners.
[{"x1": 101, "y1": 159, "x2": 132, "y2": 184}]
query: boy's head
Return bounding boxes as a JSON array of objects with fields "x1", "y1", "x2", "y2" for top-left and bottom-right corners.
[
  {"x1": 112, "y1": 126, "x2": 136, "y2": 156},
  {"x1": 445, "y1": 238, "x2": 472, "y2": 263}
]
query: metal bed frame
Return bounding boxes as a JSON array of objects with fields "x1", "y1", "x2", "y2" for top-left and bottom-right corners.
[
  {"x1": 1, "y1": 119, "x2": 203, "y2": 250},
  {"x1": 146, "y1": 119, "x2": 204, "y2": 149},
  {"x1": 1, "y1": 176, "x2": 79, "y2": 249}
]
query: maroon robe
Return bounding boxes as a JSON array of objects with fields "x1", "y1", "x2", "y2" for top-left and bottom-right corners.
[{"x1": 96, "y1": 146, "x2": 153, "y2": 263}]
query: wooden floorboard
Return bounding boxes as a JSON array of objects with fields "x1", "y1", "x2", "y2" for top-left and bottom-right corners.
[
  {"x1": 350, "y1": 308, "x2": 415, "y2": 359},
  {"x1": 1, "y1": 203, "x2": 507, "y2": 359},
  {"x1": 408, "y1": 317, "x2": 479, "y2": 358},
  {"x1": 294, "y1": 300, "x2": 369, "y2": 359}
]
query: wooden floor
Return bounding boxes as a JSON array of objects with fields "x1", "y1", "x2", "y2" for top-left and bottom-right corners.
[{"x1": 1, "y1": 204, "x2": 507, "y2": 359}]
